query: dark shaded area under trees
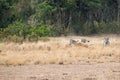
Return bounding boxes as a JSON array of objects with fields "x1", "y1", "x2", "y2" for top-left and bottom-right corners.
[{"x1": 0, "y1": 0, "x2": 120, "y2": 41}]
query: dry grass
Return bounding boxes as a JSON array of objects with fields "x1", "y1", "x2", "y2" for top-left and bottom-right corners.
[{"x1": 0, "y1": 35, "x2": 120, "y2": 66}]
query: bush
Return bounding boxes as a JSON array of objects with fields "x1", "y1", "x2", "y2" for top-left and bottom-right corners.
[
  {"x1": 107, "y1": 22, "x2": 120, "y2": 33},
  {"x1": 0, "y1": 21, "x2": 30, "y2": 42},
  {"x1": 93, "y1": 21, "x2": 100, "y2": 33},
  {"x1": 30, "y1": 25, "x2": 61, "y2": 37},
  {"x1": 48, "y1": 27, "x2": 62, "y2": 36},
  {"x1": 83, "y1": 21, "x2": 92, "y2": 35},
  {"x1": 94, "y1": 21, "x2": 120, "y2": 34},
  {"x1": 7, "y1": 21, "x2": 25, "y2": 35},
  {"x1": 3, "y1": 21, "x2": 30, "y2": 38},
  {"x1": 35, "y1": 25, "x2": 51, "y2": 37}
]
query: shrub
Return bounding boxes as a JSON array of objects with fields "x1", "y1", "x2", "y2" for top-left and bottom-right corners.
[
  {"x1": 35, "y1": 25, "x2": 51, "y2": 37},
  {"x1": 48, "y1": 27, "x2": 62, "y2": 36},
  {"x1": 31, "y1": 25, "x2": 61, "y2": 37},
  {"x1": 2, "y1": 21, "x2": 30, "y2": 39},
  {"x1": 97, "y1": 21, "x2": 120, "y2": 34},
  {"x1": 83, "y1": 21, "x2": 92, "y2": 35},
  {"x1": 7, "y1": 21, "x2": 25, "y2": 35},
  {"x1": 93, "y1": 21, "x2": 100, "y2": 33},
  {"x1": 107, "y1": 22, "x2": 120, "y2": 33}
]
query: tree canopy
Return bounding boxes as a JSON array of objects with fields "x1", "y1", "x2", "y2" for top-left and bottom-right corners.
[{"x1": 0, "y1": 0, "x2": 120, "y2": 38}]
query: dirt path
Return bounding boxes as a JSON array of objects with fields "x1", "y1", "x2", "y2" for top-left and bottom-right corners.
[{"x1": 0, "y1": 62, "x2": 120, "y2": 80}]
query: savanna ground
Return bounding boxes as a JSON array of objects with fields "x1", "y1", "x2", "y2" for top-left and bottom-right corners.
[{"x1": 0, "y1": 35, "x2": 120, "y2": 80}]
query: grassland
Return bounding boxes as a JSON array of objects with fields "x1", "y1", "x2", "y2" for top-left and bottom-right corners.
[{"x1": 0, "y1": 35, "x2": 120, "y2": 66}]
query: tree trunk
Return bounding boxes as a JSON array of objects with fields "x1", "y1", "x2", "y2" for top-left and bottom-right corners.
[
  {"x1": 88, "y1": 10, "x2": 94, "y2": 33},
  {"x1": 68, "y1": 11, "x2": 72, "y2": 32},
  {"x1": 118, "y1": 0, "x2": 120, "y2": 23},
  {"x1": 57, "y1": 6, "x2": 64, "y2": 34}
]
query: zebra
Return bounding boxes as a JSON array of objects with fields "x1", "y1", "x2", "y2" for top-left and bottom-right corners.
[
  {"x1": 103, "y1": 37, "x2": 110, "y2": 46},
  {"x1": 69, "y1": 39, "x2": 79, "y2": 45},
  {"x1": 81, "y1": 38, "x2": 90, "y2": 43}
]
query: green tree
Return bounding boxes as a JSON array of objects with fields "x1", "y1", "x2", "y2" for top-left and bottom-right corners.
[{"x1": 0, "y1": 0, "x2": 11, "y2": 28}]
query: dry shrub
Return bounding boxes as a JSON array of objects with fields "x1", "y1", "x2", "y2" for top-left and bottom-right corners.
[
  {"x1": 65, "y1": 44, "x2": 72, "y2": 48},
  {"x1": 3, "y1": 35, "x2": 23, "y2": 44},
  {"x1": 47, "y1": 46, "x2": 51, "y2": 51},
  {"x1": 39, "y1": 37, "x2": 50, "y2": 42},
  {"x1": 27, "y1": 33, "x2": 38, "y2": 42},
  {"x1": 83, "y1": 77, "x2": 97, "y2": 80},
  {"x1": 55, "y1": 43, "x2": 62, "y2": 49},
  {"x1": 65, "y1": 42, "x2": 89, "y2": 48},
  {"x1": 76, "y1": 42, "x2": 89, "y2": 48},
  {"x1": 0, "y1": 50, "x2": 2, "y2": 53},
  {"x1": 34, "y1": 61, "x2": 41, "y2": 65},
  {"x1": 38, "y1": 46, "x2": 44, "y2": 50}
]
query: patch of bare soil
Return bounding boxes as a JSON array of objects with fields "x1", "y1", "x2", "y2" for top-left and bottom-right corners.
[{"x1": 0, "y1": 62, "x2": 120, "y2": 80}]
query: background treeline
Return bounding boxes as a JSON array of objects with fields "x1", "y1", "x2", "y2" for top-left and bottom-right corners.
[{"x1": 0, "y1": 0, "x2": 120, "y2": 42}]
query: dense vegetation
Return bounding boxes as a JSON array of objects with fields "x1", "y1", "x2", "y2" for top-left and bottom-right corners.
[{"x1": 0, "y1": 0, "x2": 120, "y2": 42}]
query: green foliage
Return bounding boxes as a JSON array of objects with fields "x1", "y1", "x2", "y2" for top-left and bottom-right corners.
[
  {"x1": 35, "y1": 1, "x2": 54, "y2": 24},
  {"x1": 0, "y1": 0, "x2": 120, "y2": 37},
  {"x1": 82, "y1": 0, "x2": 103, "y2": 9},
  {"x1": 35, "y1": 25, "x2": 51, "y2": 37},
  {"x1": 30, "y1": 25, "x2": 61, "y2": 37},
  {"x1": 103, "y1": 22, "x2": 120, "y2": 34},
  {"x1": 4, "y1": 21, "x2": 29, "y2": 37},
  {"x1": 94, "y1": 21, "x2": 120, "y2": 34},
  {"x1": 65, "y1": 0, "x2": 77, "y2": 10},
  {"x1": 83, "y1": 21, "x2": 93, "y2": 35},
  {"x1": 49, "y1": 27, "x2": 62, "y2": 36},
  {"x1": 0, "y1": 0, "x2": 12, "y2": 28},
  {"x1": 7, "y1": 21, "x2": 25, "y2": 36},
  {"x1": 0, "y1": 21, "x2": 30, "y2": 42}
]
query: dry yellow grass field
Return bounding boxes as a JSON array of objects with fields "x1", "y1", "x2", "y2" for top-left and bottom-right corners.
[{"x1": 0, "y1": 35, "x2": 120, "y2": 66}]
